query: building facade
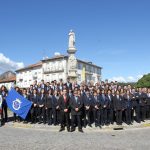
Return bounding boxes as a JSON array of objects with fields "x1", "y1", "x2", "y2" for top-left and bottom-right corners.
[{"x1": 16, "y1": 55, "x2": 102, "y2": 88}]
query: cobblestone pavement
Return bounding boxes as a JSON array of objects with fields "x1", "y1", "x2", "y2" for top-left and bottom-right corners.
[{"x1": 0, "y1": 121, "x2": 150, "y2": 150}]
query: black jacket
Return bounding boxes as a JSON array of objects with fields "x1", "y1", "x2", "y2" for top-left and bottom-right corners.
[
  {"x1": 70, "y1": 95, "x2": 83, "y2": 115},
  {"x1": 38, "y1": 94, "x2": 46, "y2": 106},
  {"x1": 58, "y1": 95, "x2": 70, "y2": 112},
  {"x1": 113, "y1": 95, "x2": 124, "y2": 111},
  {"x1": 45, "y1": 94, "x2": 53, "y2": 109}
]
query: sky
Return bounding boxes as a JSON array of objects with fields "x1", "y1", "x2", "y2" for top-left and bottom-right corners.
[{"x1": 0, "y1": 0, "x2": 150, "y2": 82}]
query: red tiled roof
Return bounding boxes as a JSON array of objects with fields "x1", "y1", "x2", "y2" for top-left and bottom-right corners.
[
  {"x1": 16, "y1": 61, "x2": 42, "y2": 72},
  {"x1": 0, "y1": 76, "x2": 16, "y2": 83}
]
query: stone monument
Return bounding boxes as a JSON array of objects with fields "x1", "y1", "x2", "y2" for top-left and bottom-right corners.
[{"x1": 67, "y1": 30, "x2": 77, "y2": 81}]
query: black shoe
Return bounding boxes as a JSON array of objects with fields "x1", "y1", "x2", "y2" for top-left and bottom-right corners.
[
  {"x1": 70, "y1": 128, "x2": 75, "y2": 132},
  {"x1": 88, "y1": 124, "x2": 92, "y2": 127},
  {"x1": 59, "y1": 127, "x2": 65, "y2": 132},
  {"x1": 78, "y1": 129, "x2": 84, "y2": 133},
  {"x1": 67, "y1": 127, "x2": 70, "y2": 132}
]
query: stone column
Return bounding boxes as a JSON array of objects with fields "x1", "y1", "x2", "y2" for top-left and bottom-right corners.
[{"x1": 67, "y1": 30, "x2": 77, "y2": 82}]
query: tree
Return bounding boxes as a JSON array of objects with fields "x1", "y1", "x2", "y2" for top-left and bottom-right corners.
[{"x1": 136, "y1": 73, "x2": 150, "y2": 88}]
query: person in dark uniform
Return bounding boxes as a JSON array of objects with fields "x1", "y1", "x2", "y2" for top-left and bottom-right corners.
[
  {"x1": 58, "y1": 88, "x2": 70, "y2": 132},
  {"x1": 45, "y1": 89, "x2": 53, "y2": 125},
  {"x1": 146, "y1": 88, "x2": 150, "y2": 118},
  {"x1": 123, "y1": 90, "x2": 133, "y2": 125},
  {"x1": 22, "y1": 88, "x2": 30, "y2": 123},
  {"x1": 70, "y1": 89, "x2": 83, "y2": 132},
  {"x1": 30, "y1": 89, "x2": 39, "y2": 124},
  {"x1": 139, "y1": 88, "x2": 147, "y2": 122},
  {"x1": 65, "y1": 77, "x2": 72, "y2": 90},
  {"x1": 38, "y1": 89, "x2": 46, "y2": 124},
  {"x1": 53, "y1": 89, "x2": 60, "y2": 125},
  {"x1": 83, "y1": 88, "x2": 94, "y2": 127},
  {"x1": 92, "y1": 90, "x2": 101, "y2": 128},
  {"x1": 106, "y1": 89, "x2": 114, "y2": 124},
  {"x1": 113, "y1": 90, "x2": 123, "y2": 125},
  {"x1": 100, "y1": 89, "x2": 109, "y2": 125},
  {"x1": 0, "y1": 85, "x2": 8, "y2": 124},
  {"x1": 131, "y1": 88, "x2": 141, "y2": 123}
]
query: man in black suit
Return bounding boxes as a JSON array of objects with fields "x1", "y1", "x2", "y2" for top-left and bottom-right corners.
[
  {"x1": 131, "y1": 88, "x2": 140, "y2": 123},
  {"x1": 113, "y1": 90, "x2": 123, "y2": 125},
  {"x1": 30, "y1": 89, "x2": 39, "y2": 124},
  {"x1": 146, "y1": 88, "x2": 150, "y2": 118},
  {"x1": 58, "y1": 88, "x2": 70, "y2": 132},
  {"x1": 139, "y1": 88, "x2": 147, "y2": 122},
  {"x1": 45, "y1": 89, "x2": 54, "y2": 125},
  {"x1": 106, "y1": 90, "x2": 114, "y2": 124},
  {"x1": 38, "y1": 89, "x2": 46, "y2": 124},
  {"x1": 70, "y1": 89, "x2": 83, "y2": 132},
  {"x1": 65, "y1": 77, "x2": 72, "y2": 90},
  {"x1": 123, "y1": 91, "x2": 133, "y2": 125},
  {"x1": 100, "y1": 89, "x2": 109, "y2": 125},
  {"x1": 92, "y1": 90, "x2": 102, "y2": 128},
  {"x1": 83, "y1": 89, "x2": 94, "y2": 127}
]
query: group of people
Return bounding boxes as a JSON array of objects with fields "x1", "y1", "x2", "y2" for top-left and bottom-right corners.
[{"x1": 0, "y1": 78, "x2": 150, "y2": 132}]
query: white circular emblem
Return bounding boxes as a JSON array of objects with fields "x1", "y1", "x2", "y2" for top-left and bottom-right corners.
[{"x1": 12, "y1": 98, "x2": 22, "y2": 110}]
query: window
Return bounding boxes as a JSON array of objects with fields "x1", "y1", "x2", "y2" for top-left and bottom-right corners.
[
  {"x1": 78, "y1": 63, "x2": 82, "y2": 70},
  {"x1": 78, "y1": 74, "x2": 81, "y2": 81}
]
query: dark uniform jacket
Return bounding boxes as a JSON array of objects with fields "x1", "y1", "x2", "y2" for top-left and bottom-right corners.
[
  {"x1": 38, "y1": 94, "x2": 45, "y2": 106},
  {"x1": 58, "y1": 95, "x2": 70, "y2": 112},
  {"x1": 45, "y1": 94, "x2": 53, "y2": 109},
  {"x1": 83, "y1": 94, "x2": 94, "y2": 109},
  {"x1": 113, "y1": 95, "x2": 123, "y2": 111},
  {"x1": 106, "y1": 94, "x2": 114, "y2": 109},
  {"x1": 138, "y1": 92, "x2": 147, "y2": 107},
  {"x1": 70, "y1": 95, "x2": 83, "y2": 115},
  {"x1": 30, "y1": 94, "x2": 39, "y2": 106},
  {"x1": 123, "y1": 94, "x2": 133, "y2": 109}
]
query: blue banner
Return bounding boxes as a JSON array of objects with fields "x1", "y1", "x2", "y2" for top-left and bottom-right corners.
[{"x1": 6, "y1": 88, "x2": 32, "y2": 119}]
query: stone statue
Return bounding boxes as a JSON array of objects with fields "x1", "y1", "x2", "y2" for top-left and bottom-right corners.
[{"x1": 68, "y1": 30, "x2": 75, "y2": 48}]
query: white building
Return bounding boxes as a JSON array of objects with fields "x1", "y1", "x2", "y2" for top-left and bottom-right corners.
[{"x1": 16, "y1": 54, "x2": 102, "y2": 88}]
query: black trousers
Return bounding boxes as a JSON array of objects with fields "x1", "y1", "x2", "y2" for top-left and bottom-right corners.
[
  {"x1": 38, "y1": 107, "x2": 46, "y2": 123},
  {"x1": 140, "y1": 106, "x2": 146, "y2": 121},
  {"x1": 132, "y1": 106, "x2": 140, "y2": 122},
  {"x1": 101, "y1": 108, "x2": 108, "y2": 125},
  {"x1": 125, "y1": 108, "x2": 132, "y2": 124},
  {"x1": 93, "y1": 109, "x2": 101, "y2": 126},
  {"x1": 146, "y1": 105, "x2": 150, "y2": 118},
  {"x1": 56, "y1": 110, "x2": 61, "y2": 124},
  {"x1": 71, "y1": 115, "x2": 82, "y2": 129},
  {"x1": 84, "y1": 109, "x2": 92, "y2": 126},
  {"x1": 1, "y1": 103, "x2": 7, "y2": 122},
  {"x1": 31, "y1": 107, "x2": 38, "y2": 123},
  {"x1": 60, "y1": 111, "x2": 70, "y2": 128},
  {"x1": 46, "y1": 108, "x2": 52, "y2": 124},
  {"x1": 116, "y1": 110, "x2": 122, "y2": 125},
  {"x1": 108, "y1": 108, "x2": 114, "y2": 124}
]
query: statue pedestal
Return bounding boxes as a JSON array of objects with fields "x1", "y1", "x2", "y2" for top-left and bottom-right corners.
[{"x1": 67, "y1": 47, "x2": 77, "y2": 54}]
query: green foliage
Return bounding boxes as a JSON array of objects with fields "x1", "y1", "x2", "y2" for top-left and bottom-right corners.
[{"x1": 136, "y1": 73, "x2": 150, "y2": 88}]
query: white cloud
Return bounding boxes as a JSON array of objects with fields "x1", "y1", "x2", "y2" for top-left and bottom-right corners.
[
  {"x1": 0, "y1": 53, "x2": 24, "y2": 73},
  {"x1": 108, "y1": 75, "x2": 143, "y2": 83}
]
